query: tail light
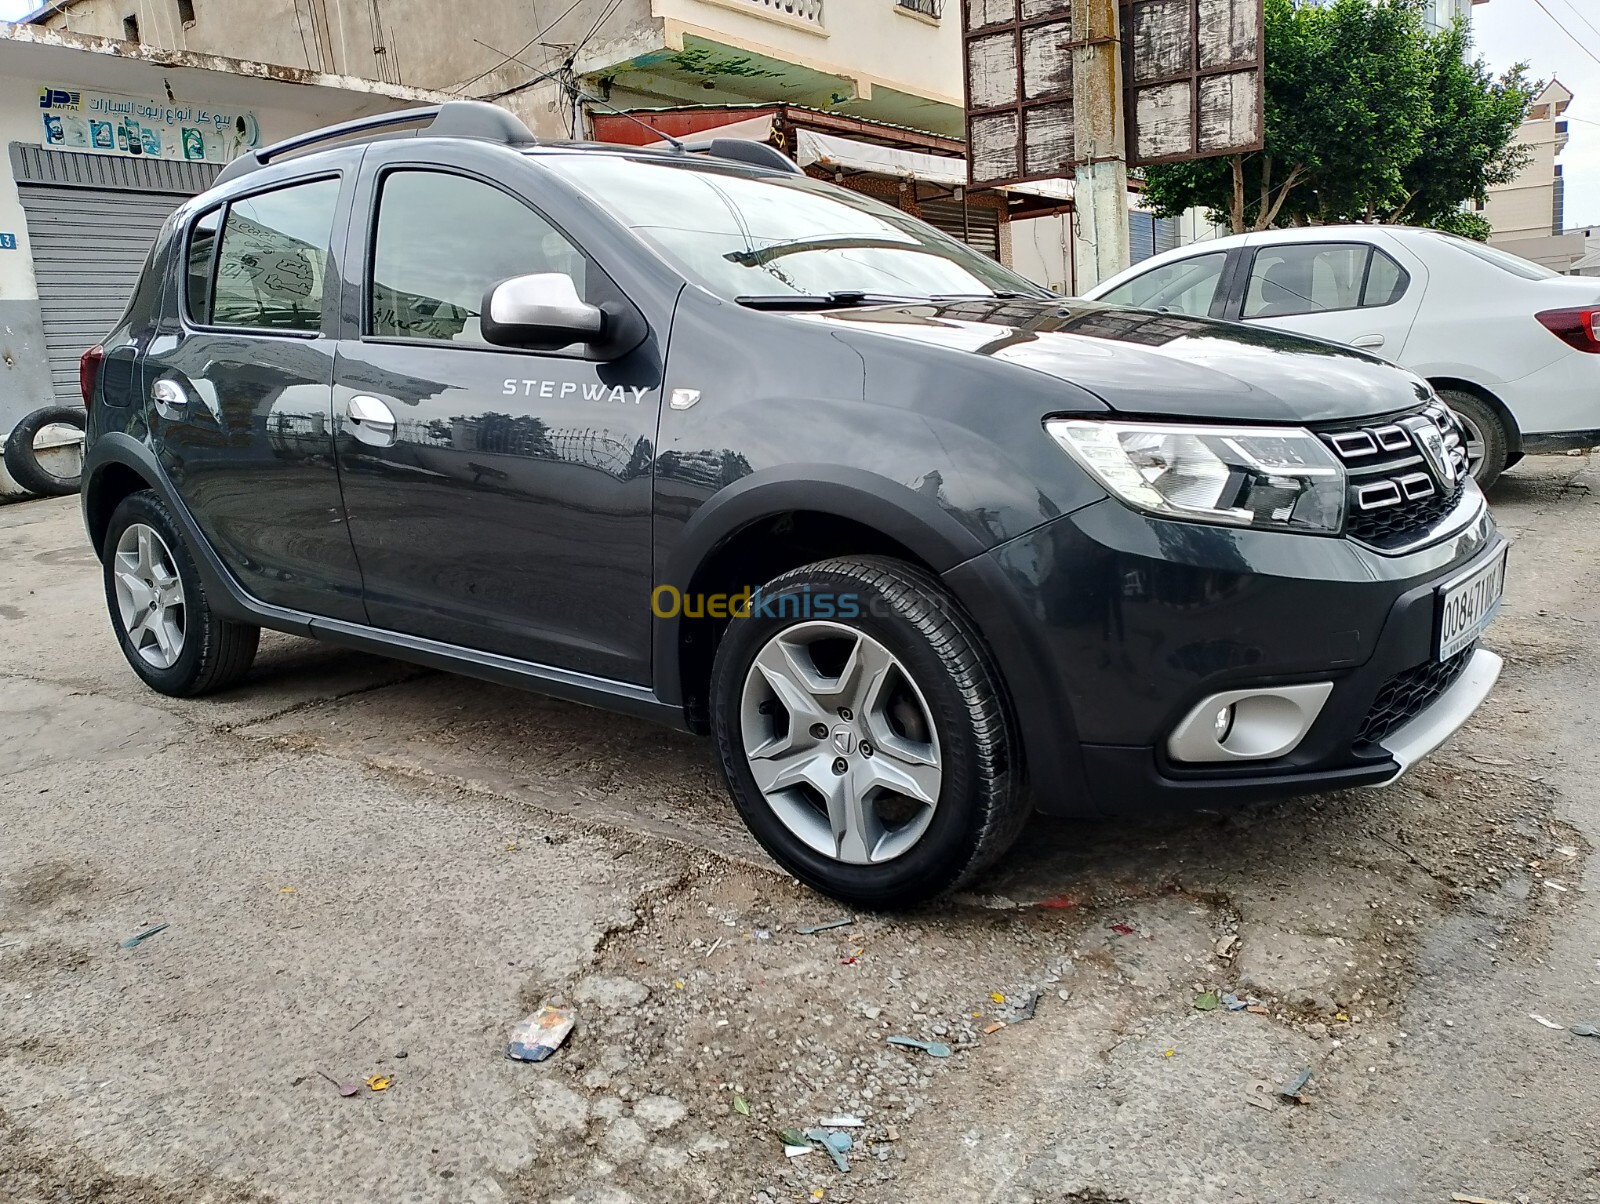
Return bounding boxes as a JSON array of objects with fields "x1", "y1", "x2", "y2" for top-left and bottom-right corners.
[
  {"x1": 1535, "y1": 307, "x2": 1600, "y2": 353},
  {"x1": 79, "y1": 344, "x2": 104, "y2": 406}
]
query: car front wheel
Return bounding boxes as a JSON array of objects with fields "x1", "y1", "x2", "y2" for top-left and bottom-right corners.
[
  {"x1": 710, "y1": 556, "x2": 1028, "y2": 909},
  {"x1": 102, "y1": 490, "x2": 260, "y2": 696},
  {"x1": 1437, "y1": 387, "x2": 1509, "y2": 490}
]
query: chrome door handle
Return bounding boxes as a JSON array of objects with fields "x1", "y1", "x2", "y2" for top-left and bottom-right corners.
[
  {"x1": 1350, "y1": 334, "x2": 1385, "y2": 348},
  {"x1": 347, "y1": 394, "x2": 396, "y2": 432}
]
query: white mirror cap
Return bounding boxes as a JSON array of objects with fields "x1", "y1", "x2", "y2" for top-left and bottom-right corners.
[{"x1": 489, "y1": 273, "x2": 603, "y2": 334}]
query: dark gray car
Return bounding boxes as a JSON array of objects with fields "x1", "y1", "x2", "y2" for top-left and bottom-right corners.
[{"x1": 79, "y1": 102, "x2": 1506, "y2": 907}]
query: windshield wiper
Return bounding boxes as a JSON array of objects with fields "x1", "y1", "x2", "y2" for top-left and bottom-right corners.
[{"x1": 735, "y1": 291, "x2": 927, "y2": 311}]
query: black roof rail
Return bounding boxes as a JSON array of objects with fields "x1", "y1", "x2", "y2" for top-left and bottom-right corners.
[
  {"x1": 214, "y1": 100, "x2": 538, "y2": 186},
  {"x1": 680, "y1": 138, "x2": 804, "y2": 175}
]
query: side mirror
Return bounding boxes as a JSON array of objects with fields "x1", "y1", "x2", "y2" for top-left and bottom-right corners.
[{"x1": 481, "y1": 273, "x2": 604, "y2": 352}]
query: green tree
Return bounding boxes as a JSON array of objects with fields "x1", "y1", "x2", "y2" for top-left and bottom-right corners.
[{"x1": 1139, "y1": 0, "x2": 1534, "y2": 238}]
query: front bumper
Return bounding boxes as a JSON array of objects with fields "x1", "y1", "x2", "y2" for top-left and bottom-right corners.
[{"x1": 943, "y1": 492, "x2": 1504, "y2": 817}]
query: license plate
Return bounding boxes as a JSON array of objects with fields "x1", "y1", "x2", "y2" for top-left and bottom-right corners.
[{"x1": 1437, "y1": 547, "x2": 1506, "y2": 661}]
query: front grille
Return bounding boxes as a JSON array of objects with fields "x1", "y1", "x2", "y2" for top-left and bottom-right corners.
[
  {"x1": 1356, "y1": 644, "x2": 1476, "y2": 746},
  {"x1": 1318, "y1": 404, "x2": 1472, "y2": 551}
]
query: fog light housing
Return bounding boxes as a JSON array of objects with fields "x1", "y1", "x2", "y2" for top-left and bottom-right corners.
[
  {"x1": 1168, "y1": 683, "x2": 1334, "y2": 763},
  {"x1": 1213, "y1": 704, "x2": 1236, "y2": 743}
]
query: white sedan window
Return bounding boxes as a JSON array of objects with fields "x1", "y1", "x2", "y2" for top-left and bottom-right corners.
[
  {"x1": 1097, "y1": 252, "x2": 1227, "y2": 316},
  {"x1": 1244, "y1": 243, "x2": 1370, "y2": 318}
]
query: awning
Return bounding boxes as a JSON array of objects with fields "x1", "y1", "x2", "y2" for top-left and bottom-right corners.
[{"x1": 637, "y1": 110, "x2": 1077, "y2": 210}]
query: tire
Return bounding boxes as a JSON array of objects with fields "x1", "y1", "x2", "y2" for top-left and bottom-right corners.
[
  {"x1": 4, "y1": 406, "x2": 85, "y2": 497},
  {"x1": 709, "y1": 555, "x2": 1028, "y2": 909},
  {"x1": 102, "y1": 490, "x2": 260, "y2": 697},
  {"x1": 1436, "y1": 388, "x2": 1509, "y2": 490}
]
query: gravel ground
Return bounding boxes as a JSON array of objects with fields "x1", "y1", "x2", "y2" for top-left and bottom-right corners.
[{"x1": 2, "y1": 454, "x2": 1598, "y2": 1204}]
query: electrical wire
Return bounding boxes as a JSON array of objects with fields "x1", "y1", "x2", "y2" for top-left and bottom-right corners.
[
  {"x1": 291, "y1": 0, "x2": 315, "y2": 71},
  {"x1": 1528, "y1": 0, "x2": 1600, "y2": 69},
  {"x1": 1550, "y1": 0, "x2": 1600, "y2": 49},
  {"x1": 447, "y1": 0, "x2": 588, "y2": 94}
]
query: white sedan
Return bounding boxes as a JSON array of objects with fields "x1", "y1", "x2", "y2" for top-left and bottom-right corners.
[{"x1": 1084, "y1": 225, "x2": 1600, "y2": 486}]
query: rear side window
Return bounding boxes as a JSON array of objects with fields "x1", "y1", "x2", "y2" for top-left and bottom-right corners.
[
  {"x1": 369, "y1": 170, "x2": 589, "y2": 345},
  {"x1": 185, "y1": 208, "x2": 220, "y2": 325},
  {"x1": 1098, "y1": 252, "x2": 1227, "y2": 316},
  {"x1": 198, "y1": 178, "x2": 340, "y2": 332},
  {"x1": 1244, "y1": 242, "x2": 1409, "y2": 319}
]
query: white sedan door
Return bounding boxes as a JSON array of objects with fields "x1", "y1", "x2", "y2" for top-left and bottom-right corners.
[{"x1": 1236, "y1": 235, "x2": 1427, "y2": 361}]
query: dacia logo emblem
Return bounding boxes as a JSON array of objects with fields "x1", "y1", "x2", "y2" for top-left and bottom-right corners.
[{"x1": 1413, "y1": 419, "x2": 1456, "y2": 487}]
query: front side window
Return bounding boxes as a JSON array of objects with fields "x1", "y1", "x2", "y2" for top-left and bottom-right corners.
[
  {"x1": 1097, "y1": 252, "x2": 1226, "y2": 316},
  {"x1": 543, "y1": 153, "x2": 1049, "y2": 302},
  {"x1": 208, "y1": 178, "x2": 339, "y2": 332},
  {"x1": 369, "y1": 170, "x2": 589, "y2": 344}
]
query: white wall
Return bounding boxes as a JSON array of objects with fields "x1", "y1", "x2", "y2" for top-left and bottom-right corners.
[{"x1": 1010, "y1": 213, "x2": 1074, "y2": 294}]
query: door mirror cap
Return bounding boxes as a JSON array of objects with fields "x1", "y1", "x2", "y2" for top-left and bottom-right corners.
[{"x1": 481, "y1": 273, "x2": 605, "y2": 352}]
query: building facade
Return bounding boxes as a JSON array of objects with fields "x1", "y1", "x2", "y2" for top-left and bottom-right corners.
[
  {"x1": 31, "y1": 0, "x2": 965, "y2": 141},
  {"x1": 1484, "y1": 80, "x2": 1582, "y2": 272},
  {"x1": 29, "y1": 0, "x2": 1187, "y2": 289},
  {"x1": 0, "y1": 22, "x2": 443, "y2": 496}
]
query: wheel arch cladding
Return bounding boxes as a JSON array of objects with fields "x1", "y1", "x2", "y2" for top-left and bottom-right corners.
[
  {"x1": 658, "y1": 471, "x2": 991, "y2": 729},
  {"x1": 85, "y1": 460, "x2": 155, "y2": 557}
]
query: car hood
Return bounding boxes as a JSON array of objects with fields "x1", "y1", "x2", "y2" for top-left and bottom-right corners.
[{"x1": 813, "y1": 298, "x2": 1433, "y2": 423}]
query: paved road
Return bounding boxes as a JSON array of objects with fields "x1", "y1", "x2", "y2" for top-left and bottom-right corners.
[{"x1": 2, "y1": 459, "x2": 1597, "y2": 1204}]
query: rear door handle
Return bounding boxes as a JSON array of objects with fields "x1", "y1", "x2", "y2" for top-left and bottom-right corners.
[
  {"x1": 346, "y1": 394, "x2": 397, "y2": 445},
  {"x1": 1350, "y1": 334, "x2": 1386, "y2": 349}
]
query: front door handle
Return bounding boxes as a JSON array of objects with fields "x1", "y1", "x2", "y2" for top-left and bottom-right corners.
[
  {"x1": 346, "y1": 394, "x2": 397, "y2": 446},
  {"x1": 1350, "y1": 334, "x2": 1386, "y2": 349}
]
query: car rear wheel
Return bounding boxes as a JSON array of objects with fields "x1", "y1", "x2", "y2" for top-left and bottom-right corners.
[
  {"x1": 1437, "y1": 388, "x2": 1509, "y2": 490},
  {"x1": 709, "y1": 556, "x2": 1028, "y2": 909},
  {"x1": 103, "y1": 490, "x2": 260, "y2": 696}
]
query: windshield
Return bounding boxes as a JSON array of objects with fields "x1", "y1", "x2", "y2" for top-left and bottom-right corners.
[
  {"x1": 543, "y1": 153, "x2": 1051, "y2": 302},
  {"x1": 1426, "y1": 232, "x2": 1561, "y2": 280}
]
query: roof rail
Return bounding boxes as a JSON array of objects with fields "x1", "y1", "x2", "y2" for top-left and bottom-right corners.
[
  {"x1": 681, "y1": 138, "x2": 804, "y2": 176},
  {"x1": 213, "y1": 100, "x2": 538, "y2": 186}
]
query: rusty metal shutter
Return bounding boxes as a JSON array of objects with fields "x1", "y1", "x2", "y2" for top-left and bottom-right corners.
[
  {"x1": 917, "y1": 197, "x2": 1002, "y2": 261},
  {"x1": 10, "y1": 144, "x2": 221, "y2": 406}
]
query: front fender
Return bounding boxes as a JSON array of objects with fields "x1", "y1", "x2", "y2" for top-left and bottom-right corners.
[{"x1": 651, "y1": 465, "x2": 993, "y2": 709}]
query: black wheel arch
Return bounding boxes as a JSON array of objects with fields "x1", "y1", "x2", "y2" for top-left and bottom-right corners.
[
  {"x1": 655, "y1": 466, "x2": 993, "y2": 726},
  {"x1": 82, "y1": 433, "x2": 312, "y2": 634}
]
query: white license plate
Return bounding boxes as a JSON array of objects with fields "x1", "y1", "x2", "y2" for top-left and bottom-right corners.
[{"x1": 1437, "y1": 548, "x2": 1506, "y2": 661}]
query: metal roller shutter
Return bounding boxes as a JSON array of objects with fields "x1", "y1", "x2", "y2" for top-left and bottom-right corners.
[
  {"x1": 10, "y1": 145, "x2": 221, "y2": 407},
  {"x1": 917, "y1": 198, "x2": 1002, "y2": 262}
]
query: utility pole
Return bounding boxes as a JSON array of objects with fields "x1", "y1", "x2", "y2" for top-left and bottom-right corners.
[{"x1": 1071, "y1": 0, "x2": 1130, "y2": 290}]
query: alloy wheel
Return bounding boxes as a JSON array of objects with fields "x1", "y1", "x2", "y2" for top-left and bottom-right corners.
[
  {"x1": 739, "y1": 621, "x2": 942, "y2": 865},
  {"x1": 113, "y1": 522, "x2": 186, "y2": 670}
]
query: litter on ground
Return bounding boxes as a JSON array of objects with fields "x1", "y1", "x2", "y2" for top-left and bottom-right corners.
[{"x1": 505, "y1": 1004, "x2": 576, "y2": 1063}]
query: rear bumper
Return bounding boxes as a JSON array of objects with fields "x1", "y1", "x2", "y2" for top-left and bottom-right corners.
[{"x1": 944, "y1": 495, "x2": 1504, "y2": 817}]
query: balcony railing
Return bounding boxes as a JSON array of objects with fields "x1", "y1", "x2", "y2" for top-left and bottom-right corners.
[
  {"x1": 747, "y1": 0, "x2": 825, "y2": 23},
  {"x1": 897, "y1": 0, "x2": 943, "y2": 16}
]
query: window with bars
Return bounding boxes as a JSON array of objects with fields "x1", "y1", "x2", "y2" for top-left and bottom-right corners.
[{"x1": 896, "y1": 0, "x2": 943, "y2": 17}]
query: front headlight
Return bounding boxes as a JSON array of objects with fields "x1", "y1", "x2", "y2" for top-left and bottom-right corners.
[{"x1": 1046, "y1": 419, "x2": 1347, "y2": 533}]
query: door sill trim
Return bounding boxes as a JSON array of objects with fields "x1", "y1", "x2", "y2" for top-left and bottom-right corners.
[{"x1": 305, "y1": 615, "x2": 686, "y2": 729}]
